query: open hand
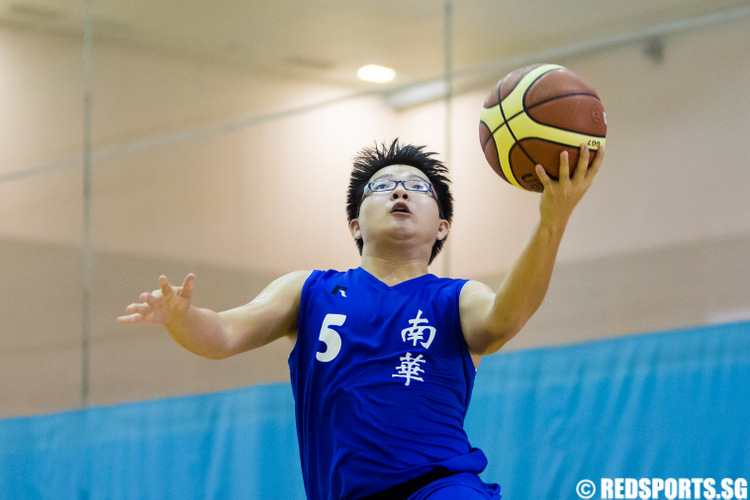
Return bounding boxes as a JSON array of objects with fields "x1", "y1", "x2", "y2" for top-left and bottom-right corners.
[{"x1": 117, "y1": 274, "x2": 195, "y2": 327}]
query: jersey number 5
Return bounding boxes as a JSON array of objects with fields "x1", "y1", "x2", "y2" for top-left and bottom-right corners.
[{"x1": 316, "y1": 313, "x2": 345, "y2": 362}]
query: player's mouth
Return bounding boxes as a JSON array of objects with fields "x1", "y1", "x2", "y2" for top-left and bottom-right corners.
[{"x1": 390, "y1": 202, "x2": 411, "y2": 215}]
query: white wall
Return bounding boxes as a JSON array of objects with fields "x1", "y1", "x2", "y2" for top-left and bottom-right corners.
[
  {"x1": 3, "y1": 17, "x2": 749, "y2": 273},
  {"x1": 401, "y1": 16, "x2": 750, "y2": 279},
  {"x1": 1, "y1": 15, "x2": 749, "y2": 416}
]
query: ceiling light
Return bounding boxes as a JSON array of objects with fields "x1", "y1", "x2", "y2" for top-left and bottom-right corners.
[
  {"x1": 357, "y1": 65, "x2": 396, "y2": 83},
  {"x1": 385, "y1": 79, "x2": 449, "y2": 109}
]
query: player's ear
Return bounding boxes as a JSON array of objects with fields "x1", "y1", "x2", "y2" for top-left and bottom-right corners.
[
  {"x1": 349, "y1": 219, "x2": 362, "y2": 240},
  {"x1": 437, "y1": 220, "x2": 450, "y2": 241}
]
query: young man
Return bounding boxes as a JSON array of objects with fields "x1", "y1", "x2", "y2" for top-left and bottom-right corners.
[{"x1": 119, "y1": 139, "x2": 603, "y2": 499}]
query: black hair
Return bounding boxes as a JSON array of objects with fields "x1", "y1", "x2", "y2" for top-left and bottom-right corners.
[{"x1": 346, "y1": 139, "x2": 454, "y2": 263}]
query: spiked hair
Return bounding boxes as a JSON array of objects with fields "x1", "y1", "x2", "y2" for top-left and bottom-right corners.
[{"x1": 346, "y1": 139, "x2": 454, "y2": 263}]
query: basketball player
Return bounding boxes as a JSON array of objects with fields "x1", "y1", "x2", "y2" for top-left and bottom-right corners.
[{"x1": 119, "y1": 139, "x2": 602, "y2": 499}]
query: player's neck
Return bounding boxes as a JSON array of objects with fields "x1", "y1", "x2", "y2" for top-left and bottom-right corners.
[{"x1": 360, "y1": 254, "x2": 430, "y2": 287}]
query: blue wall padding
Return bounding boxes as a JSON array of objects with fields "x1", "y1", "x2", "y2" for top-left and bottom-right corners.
[
  {"x1": 0, "y1": 384, "x2": 305, "y2": 499},
  {"x1": 2, "y1": 321, "x2": 748, "y2": 499},
  {"x1": 467, "y1": 321, "x2": 750, "y2": 498}
]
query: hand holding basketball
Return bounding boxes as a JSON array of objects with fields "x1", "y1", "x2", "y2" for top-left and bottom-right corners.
[
  {"x1": 479, "y1": 64, "x2": 607, "y2": 192},
  {"x1": 537, "y1": 143, "x2": 604, "y2": 224}
]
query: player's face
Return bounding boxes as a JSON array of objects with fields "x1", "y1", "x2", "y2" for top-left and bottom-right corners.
[{"x1": 350, "y1": 164, "x2": 449, "y2": 258}]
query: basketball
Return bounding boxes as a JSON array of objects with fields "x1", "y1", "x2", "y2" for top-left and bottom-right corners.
[{"x1": 479, "y1": 63, "x2": 607, "y2": 192}]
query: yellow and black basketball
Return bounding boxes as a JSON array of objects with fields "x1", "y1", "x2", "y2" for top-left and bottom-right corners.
[{"x1": 479, "y1": 63, "x2": 607, "y2": 192}]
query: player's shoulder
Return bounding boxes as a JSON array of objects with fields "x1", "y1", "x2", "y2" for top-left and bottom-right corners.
[
  {"x1": 460, "y1": 279, "x2": 494, "y2": 297},
  {"x1": 266, "y1": 270, "x2": 314, "y2": 299},
  {"x1": 281, "y1": 269, "x2": 315, "y2": 284},
  {"x1": 458, "y1": 280, "x2": 496, "y2": 318}
]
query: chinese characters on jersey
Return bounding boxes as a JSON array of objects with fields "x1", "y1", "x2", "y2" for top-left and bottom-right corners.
[{"x1": 392, "y1": 310, "x2": 436, "y2": 386}]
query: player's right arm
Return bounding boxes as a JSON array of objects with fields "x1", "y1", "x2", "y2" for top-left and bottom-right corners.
[{"x1": 117, "y1": 271, "x2": 311, "y2": 359}]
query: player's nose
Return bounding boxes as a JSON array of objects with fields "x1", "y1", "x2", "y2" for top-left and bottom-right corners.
[{"x1": 391, "y1": 184, "x2": 409, "y2": 199}]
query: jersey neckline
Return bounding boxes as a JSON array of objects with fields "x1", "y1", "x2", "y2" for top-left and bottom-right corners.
[{"x1": 355, "y1": 267, "x2": 437, "y2": 289}]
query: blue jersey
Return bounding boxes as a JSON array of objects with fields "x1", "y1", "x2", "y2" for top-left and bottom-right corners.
[{"x1": 289, "y1": 268, "x2": 488, "y2": 499}]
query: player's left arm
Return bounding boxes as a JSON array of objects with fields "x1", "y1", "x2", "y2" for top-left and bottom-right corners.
[{"x1": 460, "y1": 144, "x2": 604, "y2": 356}]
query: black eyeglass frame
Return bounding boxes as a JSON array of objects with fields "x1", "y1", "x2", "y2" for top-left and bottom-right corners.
[{"x1": 361, "y1": 179, "x2": 444, "y2": 218}]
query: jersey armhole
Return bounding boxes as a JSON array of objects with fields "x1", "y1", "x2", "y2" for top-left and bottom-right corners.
[{"x1": 289, "y1": 270, "x2": 323, "y2": 362}]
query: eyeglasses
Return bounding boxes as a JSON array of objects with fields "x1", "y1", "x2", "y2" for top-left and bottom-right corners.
[
  {"x1": 362, "y1": 178, "x2": 443, "y2": 217},
  {"x1": 364, "y1": 179, "x2": 434, "y2": 195}
]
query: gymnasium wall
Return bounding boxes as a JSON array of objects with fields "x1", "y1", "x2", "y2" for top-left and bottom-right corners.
[
  {"x1": 1, "y1": 8, "x2": 749, "y2": 422},
  {"x1": 2, "y1": 321, "x2": 747, "y2": 498}
]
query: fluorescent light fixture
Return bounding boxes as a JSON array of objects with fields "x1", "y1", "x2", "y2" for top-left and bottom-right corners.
[
  {"x1": 385, "y1": 79, "x2": 448, "y2": 109},
  {"x1": 357, "y1": 64, "x2": 396, "y2": 83}
]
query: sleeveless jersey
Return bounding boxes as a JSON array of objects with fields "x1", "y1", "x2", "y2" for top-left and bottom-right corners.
[{"x1": 288, "y1": 268, "x2": 488, "y2": 500}]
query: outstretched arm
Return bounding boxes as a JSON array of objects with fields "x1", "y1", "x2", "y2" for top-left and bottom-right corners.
[
  {"x1": 461, "y1": 144, "x2": 603, "y2": 356},
  {"x1": 118, "y1": 270, "x2": 311, "y2": 359}
]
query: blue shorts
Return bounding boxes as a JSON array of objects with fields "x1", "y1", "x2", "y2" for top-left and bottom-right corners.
[{"x1": 408, "y1": 472, "x2": 501, "y2": 499}]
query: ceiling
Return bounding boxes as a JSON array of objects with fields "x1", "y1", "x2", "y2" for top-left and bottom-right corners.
[{"x1": 1, "y1": 0, "x2": 749, "y2": 97}]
